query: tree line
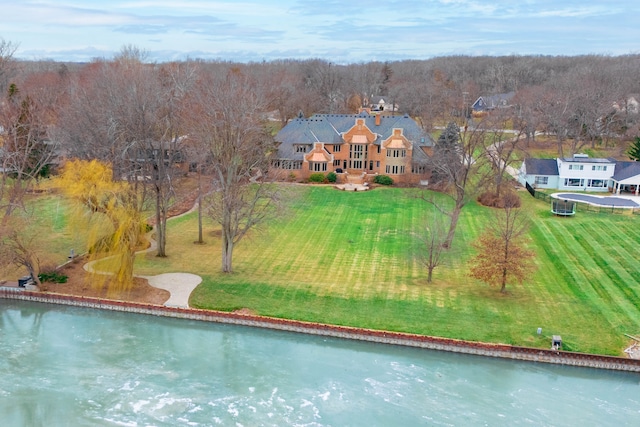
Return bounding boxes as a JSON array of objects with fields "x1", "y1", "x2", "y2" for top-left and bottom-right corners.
[{"x1": 1, "y1": 38, "x2": 638, "y2": 292}]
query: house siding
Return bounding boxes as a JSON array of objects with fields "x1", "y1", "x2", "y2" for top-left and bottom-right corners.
[{"x1": 519, "y1": 155, "x2": 633, "y2": 192}]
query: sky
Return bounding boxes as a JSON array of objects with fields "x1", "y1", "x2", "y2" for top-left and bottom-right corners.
[{"x1": 2, "y1": 0, "x2": 640, "y2": 63}]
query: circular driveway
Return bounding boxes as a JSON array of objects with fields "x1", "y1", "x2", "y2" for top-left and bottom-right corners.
[{"x1": 553, "y1": 193, "x2": 640, "y2": 207}]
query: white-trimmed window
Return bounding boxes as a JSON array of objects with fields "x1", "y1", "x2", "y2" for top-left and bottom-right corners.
[
  {"x1": 333, "y1": 145, "x2": 341, "y2": 153},
  {"x1": 310, "y1": 162, "x2": 327, "y2": 172},
  {"x1": 294, "y1": 145, "x2": 308, "y2": 153},
  {"x1": 534, "y1": 176, "x2": 548, "y2": 185},
  {"x1": 588, "y1": 179, "x2": 607, "y2": 188},
  {"x1": 385, "y1": 165, "x2": 405, "y2": 174},
  {"x1": 412, "y1": 164, "x2": 426, "y2": 174},
  {"x1": 564, "y1": 178, "x2": 584, "y2": 187},
  {"x1": 568, "y1": 164, "x2": 584, "y2": 171},
  {"x1": 272, "y1": 160, "x2": 302, "y2": 170},
  {"x1": 591, "y1": 165, "x2": 607, "y2": 171}
]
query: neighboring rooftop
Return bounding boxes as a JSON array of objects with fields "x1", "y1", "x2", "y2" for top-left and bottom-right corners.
[
  {"x1": 524, "y1": 158, "x2": 558, "y2": 176},
  {"x1": 612, "y1": 161, "x2": 640, "y2": 181}
]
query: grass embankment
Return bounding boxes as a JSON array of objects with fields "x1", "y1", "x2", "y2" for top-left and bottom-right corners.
[{"x1": 132, "y1": 186, "x2": 640, "y2": 356}]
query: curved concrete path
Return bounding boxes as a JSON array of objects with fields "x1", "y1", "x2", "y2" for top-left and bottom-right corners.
[{"x1": 139, "y1": 272, "x2": 202, "y2": 308}]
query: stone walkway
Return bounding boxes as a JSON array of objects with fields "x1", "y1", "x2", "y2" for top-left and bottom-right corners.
[{"x1": 335, "y1": 183, "x2": 369, "y2": 191}]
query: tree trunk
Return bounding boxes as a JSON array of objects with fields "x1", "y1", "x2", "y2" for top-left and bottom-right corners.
[
  {"x1": 222, "y1": 231, "x2": 234, "y2": 273},
  {"x1": 495, "y1": 174, "x2": 503, "y2": 198},
  {"x1": 500, "y1": 240, "x2": 509, "y2": 293},
  {"x1": 157, "y1": 218, "x2": 167, "y2": 257},
  {"x1": 556, "y1": 135, "x2": 564, "y2": 158},
  {"x1": 197, "y1": 170, "x2": 204, "y2": 244},
  {"x1": 3, "y1": 180, "x2": 24, "y2": 223},
  {"x1": 155, "y1": 187, "x2": 166, "y2": 257},
  {"x1": 444, "y1": 205, "x2": 461, "y2": 249},
  {"x1": 221, "y1": 205, "x2": 234, "y2": 272},
  {"x1": 427, "y1": 267, "x2": 433, "y2": 283},
  {"x1": 500, "y1": 267, "x2": 507, "y2": 293}
]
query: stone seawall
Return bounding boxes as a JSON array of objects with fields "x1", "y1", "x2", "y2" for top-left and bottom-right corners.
[{"x1": 2, "y1": 288, "x2": 639, "y2": 373}]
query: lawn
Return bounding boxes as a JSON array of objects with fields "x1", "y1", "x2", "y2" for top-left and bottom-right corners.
[
  {"x1": 0, "y1": 193, "x2": 85, "y2": 278},
  {"x1": 131, "y1": 185, "x2": 640, "y2": 356}
]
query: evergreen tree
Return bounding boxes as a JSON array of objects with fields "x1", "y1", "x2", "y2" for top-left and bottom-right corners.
[
  {"x1": 627, "y1": 137, "x2": 640, "y2": 161},
  {"x1": 431, "y1": 121, "x2": 462, "y2": 184}
]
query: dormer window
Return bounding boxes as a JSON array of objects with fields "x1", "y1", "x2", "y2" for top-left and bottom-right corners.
[{"x1": 294, "y1": 145, "x2": 308, "y2": 153}]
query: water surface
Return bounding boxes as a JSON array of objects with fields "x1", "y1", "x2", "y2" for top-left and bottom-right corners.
[{"x1": 0, "y1": 301, "x2": 638, "y2": 426}]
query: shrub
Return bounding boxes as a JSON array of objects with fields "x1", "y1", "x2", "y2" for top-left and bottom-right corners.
[
  {"x1": 38, "y1": 270, "x2": 68, "y2": 284},
  {"x1": 373, "y1": 175, "x2": 393, "y2": 185},
  {"x1": 308, "y1": 173, "x2": 326, "y2": 183},
  {"x1": 477, "y1": 191, "x2": 521, "y2": 208},
  {"x1": 326, "y1": 172, "x2": 337, "y2": 183}
]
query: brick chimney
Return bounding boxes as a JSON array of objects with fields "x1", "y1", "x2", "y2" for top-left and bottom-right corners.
[{"x1": 375, "y1": 114, "x2": 381, "y2": 126}]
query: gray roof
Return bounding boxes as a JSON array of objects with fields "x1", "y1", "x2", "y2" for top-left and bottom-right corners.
[
  {"x1": 525, "y1": 158, "x2": 558, "y2": 176},
  {"x1": 274, "y1": 112, "x2": 432, "y2": 161},
  {"x1": 612, "y1": 161, "x2": 640, "y2": 181}
]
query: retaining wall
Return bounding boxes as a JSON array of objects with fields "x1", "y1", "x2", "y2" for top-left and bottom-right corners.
[{"x1": 2, "y1": 288, "x2": 639, "y2": 373}]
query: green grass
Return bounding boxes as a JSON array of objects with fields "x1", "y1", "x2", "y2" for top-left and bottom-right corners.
[
  {"x1": 10, "y1": 185, "x2": 638, "y2": 356},
  {"x1": 131, "y1": 186, "x2": 640, "y2": 356},
  {"x1": 0, "y1": 194, "x2": 85, "y2": 277}
]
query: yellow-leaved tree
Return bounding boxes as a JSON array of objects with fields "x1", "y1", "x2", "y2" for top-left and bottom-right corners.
[{"x1": 57, "y1": 159, "x2": 146, "y2": 293}]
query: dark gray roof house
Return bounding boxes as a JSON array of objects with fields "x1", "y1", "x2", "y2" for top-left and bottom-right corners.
[
  {"x1": 472, "y1": 92, "x2": 515, "y2": 112},
  {"x1": 519, "y1": 154, "x2": 640, "y2": 194}
]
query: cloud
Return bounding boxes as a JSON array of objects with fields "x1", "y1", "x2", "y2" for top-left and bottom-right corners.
[
  {"x1": 4, "y1": 0, "x2": 640, "y2": 63},
  {"x1": 115, "y1": 25, "x2": 170, "y2": 35}
]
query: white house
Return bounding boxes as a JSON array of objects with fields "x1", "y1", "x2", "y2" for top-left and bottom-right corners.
[{"x1": 519, "y1": 154, "x2": 640, "y2": 195}]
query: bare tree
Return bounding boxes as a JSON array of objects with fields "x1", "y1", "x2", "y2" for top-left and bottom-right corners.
[
  {"x1": 482, "y1": 110, "x2": 524, "y2": 197},
  {"x1": 427, "y1": 121, "x2": 487, "y2": 248},
  {"x1": 186, "y1": 66, "x2": 280, "y2": 273},
  {"x1": 0, "y1": 38, "x2": 18, "y2": 94},
  {"x1": 301, "y1": 59, "x2": 346, "y2": 113},
  {"x1": 57, "y1": 48, "x2": 193, "y2": 257},
  {"x1": 0, "y1": 82, "x2": 56, "y2": 223},
  {"x1": 0, "y1": 216, "x2": 42, "y2": 285},
  {"x1": 415, "y1": 207, "x2": 448, "y2": 283},
  {"x1": 0, "y1": 43, "x2": 67, "y2": 281}
]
